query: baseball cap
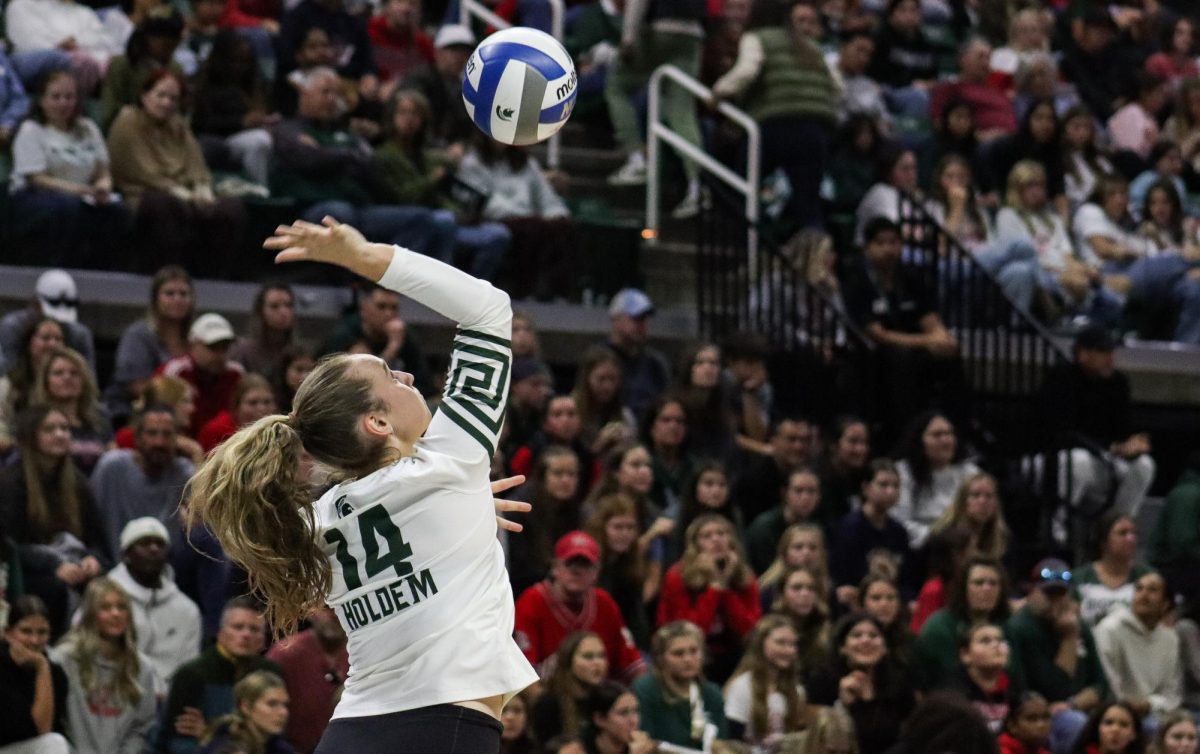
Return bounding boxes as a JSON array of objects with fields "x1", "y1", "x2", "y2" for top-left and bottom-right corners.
[
  {"x1": 608, "y1": 288, "x2": 655, "y2": 319},
  {"x1": 555, "y1": 531, "x2": 600, "y2": 564},
  {"x1": 1074, "y1": 324, "x2": 1116, "y2": 353},
  {"x1": 36, "y1": 269, "x2": 78, "y2": 324},
  {"x1": 511, "y1": 358, "x2": 551, "y2": 385},
  {"x1": 188, "y1": 313, "x2": 236, "y2": 345},
  {"x1": 434, "y1": 24, "x2": 475, "y2": 50},
  {"x1": 119, "y1": 517, "x2": 171, "y2": 552},
  {"x1": 1033, "y1": 558, "x2": 1073, "y2": 593}
]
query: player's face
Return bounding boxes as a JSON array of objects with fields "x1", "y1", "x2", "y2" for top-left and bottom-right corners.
[
  {"x1": 353, "y1": 355, "x2": 432, "y2": 444},
  {"x1": 571, "y1": 636, "x2": 609, "y2": 686},
  {"x1": 245, "y1": 687, "x2": 289, "y2": 736}
]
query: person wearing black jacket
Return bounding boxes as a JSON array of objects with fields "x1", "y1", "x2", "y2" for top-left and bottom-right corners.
[{"x1": 0, "y1": 596, "x2": 70, "y2": 751}]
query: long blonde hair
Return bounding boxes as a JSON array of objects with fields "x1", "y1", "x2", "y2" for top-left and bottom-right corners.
[
  {"x1": 725, "y1": 615, "x2": 806, "y2": 740},
  {"x1": 650, "y1": 620, "x2": 707, "y2": 701},
  {"x1": 16, "y1": 405, "x2": 82, "y2": 539},
  {"x1": 60, "y1": 579, "x2": 143, "y2": 706},
  {"x1": 32, "y1": 347, "x2": 103, "y2": 428},
  {"x1": 760, "y1": 524, "x2": 830, "y2": 595},
  {"x1": 801, "y1": 706, "x2": 858, "y2": 754},
  {"x1": 930, "y1": 472, "x2": 1010, "y2": 561},
  {"x1": 203, "y1": 670, "x2": 288, "y2": 754},
  {"x1": 681, "y1": 514, "x2": 753, "y2": 592},
  {"x1": 185, "y1": 354, "x2": 399, "y2": 636}
]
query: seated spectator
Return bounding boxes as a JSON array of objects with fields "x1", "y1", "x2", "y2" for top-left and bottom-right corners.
[
  {"x1": 723, "y1": 614, "x2": 808, "y2": 747},
  {"x1": 656, "y1": 515, "x2": 760, "y2": 682},
  {"x1": 161, "y1": 598, "x2": 279, "y2": 753},
  {"x1": 843, "y1": 218, "x2": 963, "y2": 439},
  {"x1": 818, "y1": 416, "x2": 872, "y2": 525},
  {"x1": 367, "y1": 0, "x2": 432, "y2": 87},
  {"x1": 271, "y1": 69, "x2": 457, "y2": 266},
  {"x1": 995, "y1": 160, "x2": 1116, "y2": 324},
  {"x1": 104, "y1": 266, "x2": 194, "y2": 423},
  {"x1": 276, "y1": 0, "x2": 380, "y2": 119},
  {"x1": 158, "y1": 314, "x2": 245, "y2": 436},
  {"x1": 1094, "y1": 572, "x2": 1181, "y2": 726},
  {"x1": 9, "y1": 71, "x2": 131, "y2": 268},
  {"x1": 373, "y1": 89, "x2": 511, "y2": 283},
  {"x1": 829, "y1": 30, "x2": 888, "y2": 127},
  {"x1": 269, "y1": 344, "x2": 315, "y2": 415},
  {"x1": 0, "y1": 269, "x2": 95, "y2": 377},
  {"x1": 561, "y1": 0, "x2": 619, "y2": 130},
  {"x1": 989, "y1": 9, "x2": 1051, "y2": 93},
  {"x1": 854, "y1": 146, "x2": 919, "y2": 244},
  {"x1": 1146, "y1": 17, "x2": 1199, "y2": 88},
  {"x1": 571, "y1": 345, "x2": 636, "y2": 453},
  {"x1": 0, "y1": 317, "x2": 66, "y2": 453},
  {"x1": 735, "y1": 416, "x2": 817, "y2": 529},
  {"x1": 1074, "y1": 174, "x2": 1160, "y2": 270},
  {"x1": 888, "y1": 692, "x2": 1002, "y2": 754},
  {"x1": 578, "y1": 681, "x2": 655, "y2": 754},
  {"x1": 867, "y1": 0, "x2": 942, "y2": 120},
  {"x1": 53, "y1": 578, "x2": 158, "y2": 753},
  {"x1": 631, "y1": 621, "x2": 727, "y2": 748},
  {"x1": 759, "y1": 523, "x2": 831, "y2": 609},
  {"x1": 641, "y1": 396, "x2": 696, "y2": 519},
  {"x1": 0, "y1": 49, "x2": 31, "y2": 145},
  {"x1": 0, "y1": 596, "x2": 70, "y2": 751},
  {"x1": 99, "y1": 12, "x2": 187, "y2": 130},
  {"x1": 769, "y1": 564, "x2": 830, "y2": 672},
  {"x1": 709, "y1": 0, "x2": 836, "y2": 230},
  {"x1": 277, "y1": 26, "x2": 341, "y2": 116},
  {"x1": 915, "y1": 556, "x2": 1012, "y2": 691},
  {"x1": 1060, "y1": 9, "x2": 1129, "y2": 122},
  {"x1": 1069, "y1": 702, "x2": 1143, "y2": 754},
  {"x1": 215, "y1": 0, "x2": 280, "y2": 80},
  {"x1": 587, "y1": 494, "x2": 652, "y2": 649},
  {"x1": 530, "y1": 631, "x2": 608, "y2": 744},
  {"x1": 91, "y1": 403, "x2": 195, "y2": 558},
  {"x1": 1131, "y1": 142, "x2": 1190, "y2": 222},
  {"x1": 197, "y1": 373, "x2": 276, "y2": 452},
  {"x1": 831, "y1": 459, "x2": 914, "y2": 607},
  {"x1": 1136, "y1": 178, "x2": 1193, "y2": 252},
  {"x1": 400, "y1": 25, "x2": 474, "y2": 148},
  {"x1": 229, "y1": 284, "x2": 296, "y2": 379},
  {"x1": 457, "y1": 134, "x2": 575, "y2": 300},
  {"x1": 954, "y1": 621, "x2": 1016, "y2": 734},
  {"x1": 919, "y1": 99, "x2": 981, "y2": 186},
  {"x1": 500, "y1": 690, "x2": 536, "y2": 754},
  {"x1": 585, "y1": 442, "x2": 672, "y2": 565},
  {"x1": 1109, "y1": 71, "x2": 1170, "y2": 163},
  {"x1": 264, "y1": 607, "x2": 347, "y2": 753},
  {"x1": 929, "y1": 471, "x2": 1010, "y2": 563},
  {"x1": 892, "y1": 410, "x2": 980, "y2": 549},
  {"x1": 4, "y1": 0, "x2": 118, "y2": 94},
  {"x1": 114, "y1": 376, "x2": 204, "y2": 466},
  {"x1": 745, "y1": 468, "x2": 823, "y2": 574},
  {"x1": 1148, "y1": 712, "x2": 1199, "y2": 754},
  {"x1": 0, "y1": 406, "x2": 108, "y2": 636},
  {"x1": 191, "y1": 30, "x2": 278, "y2": 188},
  {"x1": 509, "y1": 396, "x2": 590, "y2": 483},
  {"x1": 931, "y1": 38, "x2": 1016, "y2": 140},
  {"x1": 671, "y1": 345, "x2": 737, "y2": 463},
  {"x1": 983, "y1": 98, "x2": 1063, "y2": 199},
  {"x1": 509, "y1": 446, "x2": 583, "y2": 596},
  {"x1": 721, "y1": 333, "x2": 773, "y2": 448},
  {"x1": 31, "y1": 347, "x2": 113, "y2": 475},
  {"x1": 1037, "y1": 326, "x2": 1156, "y2": 519},
  {"x1": 108, "y1": 517, "x2": 201, "y2": 692},
  {"x1": 601, "y1": 289, "x2": 671, "y2": 420},
  {"x1": 1151, "y1": 452, "x2": 1200, "y2": 606},
  {"x1": 199, "y1": 671, "x2": 292, "y2": 754},
  {"x1": 1061, "y1": 106, "x2": 1116, "y2": 213},
  {"x1": 1074, "y1": 511, "x2": 1152, "y2": 629},
  {"x1": 806, "y1": 612, "x2": 917, "y2": 753},
  {"x1": 856, "y1": 574, "x2": 913, "y2": 664},
  {"x1": 181, "y1": 0, "x2": 224, "y2": 75},
  {"x1": 503, "y1": 359, "x2": 554, "y2": 456},
  {"x1": 910, "y1": 525, "x2": 972, "y2": 632},
  {"x1": 1000, "y1": 692, "x2": 1053, "y2": 754},
  {"x1": 316, "y1": 284, "x2": 431, "y2": 391},
  {"x1": 804, "y1": 707, "x2": 858, "y2": 754},
  {"x1": 514, "y1": 531, "x2": 646, "y2": 681},
  {"x1": 108, "y1": 70, "x2": 248, "y2": 277},
  {"x1": 1006, "y1": 559, "x2": 1107, "y2": 754},
  {"x1": 1164, "y1": 78, "x2": 1200, "y2": 177},
  {"x1": 827, "y1": 115, "x2": 884, "y2": 216}
]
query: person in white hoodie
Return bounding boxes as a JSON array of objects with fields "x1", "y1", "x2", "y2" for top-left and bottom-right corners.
[
  {"x1": 1094, "y1": 571, "x2": 1183, "y2": 724},
  {"x1": 106, "y1": 517, "x2": 202, "y2": 694}
]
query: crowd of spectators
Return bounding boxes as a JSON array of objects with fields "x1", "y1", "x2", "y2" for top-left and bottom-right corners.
[{"x1": 1, "y1": 0, "x2": 1200, "y2": 754}]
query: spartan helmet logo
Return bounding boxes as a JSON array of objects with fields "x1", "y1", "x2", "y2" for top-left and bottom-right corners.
[
  {"x1": 495, "y1": 105, "x2": 515, "y2": 122},
  {"x1": 335, "y1": 495, "x2": 354, "y2": 519}
]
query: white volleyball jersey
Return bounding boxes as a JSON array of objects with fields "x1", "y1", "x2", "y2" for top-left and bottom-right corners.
[{"x1": 313, "y1": 247, "x2": 537, "y2": 719}]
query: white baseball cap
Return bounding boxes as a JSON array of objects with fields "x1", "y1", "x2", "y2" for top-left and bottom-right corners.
[
  {"x1": 36, "y1": 269, "x2": 78, "y2": 324},
  {"x1": 434, "y1": 24, "x2": 475, "y2": 50},
  {"x1": 188, "y1": 313, "x2": 236, "y2": 345}
]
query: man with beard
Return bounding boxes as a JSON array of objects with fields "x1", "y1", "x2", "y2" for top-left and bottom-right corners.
[
  {"x1": 90, "y1": 404, "x2": 195, "y2": 560},
  {"x1": 267, "y1": 607, "x2": 351, "y2": 753}
]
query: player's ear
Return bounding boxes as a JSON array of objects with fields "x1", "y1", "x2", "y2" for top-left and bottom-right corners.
[{"x1": 362, "y1": 410, "x2": 392, "y2": 440}]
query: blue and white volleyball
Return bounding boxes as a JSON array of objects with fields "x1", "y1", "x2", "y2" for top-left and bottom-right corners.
[{"x1": 462, "y1": 27, "x2": 577, "y2": 146}]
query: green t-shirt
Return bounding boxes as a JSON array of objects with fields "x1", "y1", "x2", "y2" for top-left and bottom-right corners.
[{"x1": 631, "y1": 673, "x2": 727, "y2": 749}]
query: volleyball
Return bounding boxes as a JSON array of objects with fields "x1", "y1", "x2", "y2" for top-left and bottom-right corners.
[{"x1": 462, "y1": 27, "x2": 577, "y2": 146}]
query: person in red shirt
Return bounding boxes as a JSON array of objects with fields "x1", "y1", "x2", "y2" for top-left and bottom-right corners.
[
  {"x1": 998, "y1": 693, "x2": 1052, "y2": 754},
  {"x1": 266, "y1": 607, "x2": 350, "y2": 754},
  {"x1": 367, "y1": 0, "x2": 434, "y2": 87},
  {"x1": 157, "y1": 313, "x2": 245, "y2": 436},
  {"x1": 930, "y1": 37, "x2": 1018, "y2": 141},
  {"x1": 198, "y1": 373, "x2": 278, "y2": 452},
  {"x1": 657, "y1": 513, "x2": 760, "y2": 683},
  {"x1": 514, "y1": 531, "x2": 646, "y2": 682}
]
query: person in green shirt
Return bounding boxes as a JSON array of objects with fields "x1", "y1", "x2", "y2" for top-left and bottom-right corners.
[
  {"x1": 1150, "y1": 453, "x2": 1200, "y2": 606},
  {"x1": 630, "y1": 621, "x2": 726, "y2": 750}
]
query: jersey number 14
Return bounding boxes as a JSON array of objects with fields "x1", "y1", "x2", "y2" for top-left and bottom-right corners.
[{"x1": 324, "y1": 505, "x2": 414, "y2": 591}]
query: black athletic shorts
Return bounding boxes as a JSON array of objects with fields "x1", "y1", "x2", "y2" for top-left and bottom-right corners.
[{"x1": 315, "y1": 704, "x2": 503, "y2": 753}]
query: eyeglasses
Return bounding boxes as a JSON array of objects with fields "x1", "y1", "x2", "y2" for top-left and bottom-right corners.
[{"x1": 1039, "y1": 568, "x2": 1072, "y2": 583}]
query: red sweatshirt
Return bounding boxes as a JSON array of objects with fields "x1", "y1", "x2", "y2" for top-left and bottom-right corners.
[
  {"x1": 656, "y1": 562, "x2": 761, "y2": 657},
  {"x1": 997, "y1": 733, "x2": 1051, "y2": 754}
]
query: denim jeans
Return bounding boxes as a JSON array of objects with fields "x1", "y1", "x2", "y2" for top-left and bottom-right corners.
[
  {"x1": 1106, "y1": 254, "x2": 1200, "y2": 343},
  {"x1": 303, "y1": 200, "x2": 457, "y2": 264},
  {"x1": 972, "y1": 238, "x2": 1041, "y2": 313},
  {"x1": 1050, "y1": 708, "x2": 1089, "y2": 754},
  {"x1": 454, "y1": 221, "x2": 510, "y2": 281}
]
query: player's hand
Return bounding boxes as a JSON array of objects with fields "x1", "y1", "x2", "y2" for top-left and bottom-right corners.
[
  {"x1": 491, "y1": 475, "x2": 531, "y2": 533},
  {"x1": 266, "y1": 217, "x2": 393, "y2": 279}
]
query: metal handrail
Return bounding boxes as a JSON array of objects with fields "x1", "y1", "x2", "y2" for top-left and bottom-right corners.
[
  {"x1": 459, "y1": 0, "x2": 566, "y2": 168},
  {"x1": 645, "y1": 64, "x2": 760, "y2": 258}
]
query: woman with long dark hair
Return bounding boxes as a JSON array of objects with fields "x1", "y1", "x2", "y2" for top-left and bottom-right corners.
[
  {"x1": 0, "y1": 316, "x2": 65, "y2": 453},
  {"x1": 0, "y1": 595, "x2": 70, "y2": 750},
  {"x1": 230, "y1": 283, "x2": 297, "y2": 378},
  {"x1": 586, "y1": 494, "x2": 652, "y2": 648},
  {"x1": 892, "y1": 410, "x2": 979, "y2": 549},
  {"x1": 671, "y1": 343, "x2": 737, "y2": 463},
  {"x1": 914, "y1": 555, "x2": 1011, "y2": 690},
  {"x1": 531, "y1": 631, "x2": 609, "y2": 745},
  {"x1": 508, "y1": 445, "x2": 583, "y2": 596},
  {"x1": 640, "y1": 395, "x2": 694, "y2": 519}
]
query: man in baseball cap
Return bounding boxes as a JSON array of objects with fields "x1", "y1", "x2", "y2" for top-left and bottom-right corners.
[
  {"x1": 157, "y1": 313, "x2": 245, "y2": 434},
  {"x1": 603, "y1": 288, "x2": 670, "y2": 418},
  {"x1": 0, "y1": 269, "x2": 97, "y2": 374},
  {"x1": 514, "y1": 531, "x2": 646, "y2": 680}
]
